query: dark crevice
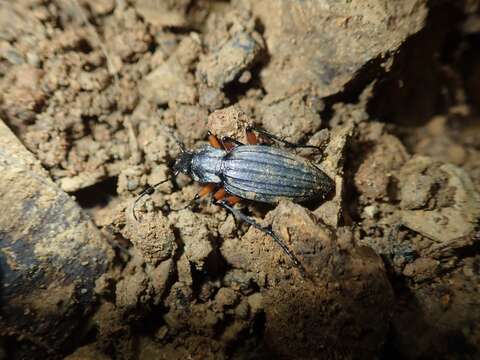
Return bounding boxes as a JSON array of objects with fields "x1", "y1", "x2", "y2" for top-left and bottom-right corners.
[
  {"x1": 222, "y1": 61, "x2": 266, "y2": 104},
  {"x1": 367, "y1": 2, "x2": 465, "y2": 126},
  {"x1": 73, "y1": 176, "x2": 118, "y2": 209}
]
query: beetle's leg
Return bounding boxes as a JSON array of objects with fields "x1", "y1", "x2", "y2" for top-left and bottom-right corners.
[
  {"x1": 226, "y1": 195, "x2": 241, "y2": 205},
  {"x1": 132, "y1": 178, "x2": 170, "y2": 221},
  {"x1": 246, "y1": 126, "x2": 321, "y2": 151},
  {"x1": 245, "y1": 128, "x2": 258, "y2": 145},
  {"x1": 216, "y1": 199, "x2": 306, "y2": 277},
  {"x1": 197, "y1": 183, "x2": 217, "y2": 198},
  {"x1": 168, "y1": 183, "x2": 218, "y2": 212},
  {"x1": 213, "y1": 187, "x2": 227, "y2": 201},
  {"x1": 221, "y1": 136, "x2": 244, "y2": 151},
  {"x1": 207, "y1": 131, "x2": 223, "y2": 149}
]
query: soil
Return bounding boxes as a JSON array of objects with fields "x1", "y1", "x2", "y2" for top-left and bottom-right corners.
[{"x1": 0, "y1": 1, "x2": 479, "y2": 359}]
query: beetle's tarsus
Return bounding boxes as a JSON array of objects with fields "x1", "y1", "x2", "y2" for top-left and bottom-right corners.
[
  {"x1": 132, "y1": 178, "x2": 171, "y2": 222},
  {"x1": 132, "y1": 186, "x2": 154, "y2": 221},
  {"x1": 217, "y1": 200, "x2": 307, "y2": 278}
]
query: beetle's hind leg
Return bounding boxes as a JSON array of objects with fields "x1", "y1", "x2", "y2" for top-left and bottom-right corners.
[
  {"x1": 216, "y1": 199, "x2": 307, "y2": 277},
  {"x1": 246, "y1": 126, "x2": 322, "y2": 152}
]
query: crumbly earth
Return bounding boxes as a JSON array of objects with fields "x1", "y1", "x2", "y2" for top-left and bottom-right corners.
[{"x1": 0, "y1": 1, "x2": 479, "y2": 359}]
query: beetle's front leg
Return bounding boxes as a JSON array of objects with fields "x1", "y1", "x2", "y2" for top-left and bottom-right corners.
[
  {"x1": 133, "y1": 177, "x2": 171, "y2": 221},
  {"x1": 215, "y1": 199, "x2": 307, "y2": 278}
]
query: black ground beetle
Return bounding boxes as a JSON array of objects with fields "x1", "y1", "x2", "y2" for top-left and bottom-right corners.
[{"x1": 133, "y1": 126, "x2": 334, "y2": 276}]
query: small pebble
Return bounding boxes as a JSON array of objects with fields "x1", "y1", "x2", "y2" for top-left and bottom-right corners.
[
  {"x1": 127, "y1": 179, "x2": 139, "y2": 191},
  {"x1": 247, "y1": 293, "x2": 263, "y2": 314},
  {"x1": 364, "y1": 205, "x2": 379, "y2": 219}
]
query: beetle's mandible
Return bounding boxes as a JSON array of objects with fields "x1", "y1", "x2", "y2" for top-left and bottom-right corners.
[{"x1": 134, "y1": 126, "x2": 334, "y2": 277}]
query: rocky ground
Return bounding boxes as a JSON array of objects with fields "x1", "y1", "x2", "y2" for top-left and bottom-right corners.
[{"x1": 0, "y1": 1, "x2": 479, "y2": 359}]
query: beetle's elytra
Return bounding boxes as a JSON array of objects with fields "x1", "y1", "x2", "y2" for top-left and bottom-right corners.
[
  {"x1": 134, "y1": 126, "x2": 334, "y2": 277},
  {"x1": 186, "y1": 144, "x2": 333, "y2": 204}
]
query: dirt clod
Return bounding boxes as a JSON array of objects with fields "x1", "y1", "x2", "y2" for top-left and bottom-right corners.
[{"x1": 123, "y1": 210, "x2": 176, "y2": 265}]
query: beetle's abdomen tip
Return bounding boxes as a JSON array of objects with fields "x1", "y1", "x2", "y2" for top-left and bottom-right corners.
[{"x1": 316, "y1": 172, "x2": 335, "y2": 199}]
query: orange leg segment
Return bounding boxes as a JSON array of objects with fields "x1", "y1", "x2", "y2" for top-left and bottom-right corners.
[
  {"x1": 246, "y1": 128, "x2": 257, "y2": 145},
  {"x1": 198, "y1": 183, "x2": 216, "y2": 198},
  {"x1": 226, "y1": 195, "x2": 241, "y2": 205},
  {"x1": 208, "y1": 132, "x2": 222, "y2": 149},
  {"x1": 213, "y1": 187, "x2": 226, "y2": 201}
]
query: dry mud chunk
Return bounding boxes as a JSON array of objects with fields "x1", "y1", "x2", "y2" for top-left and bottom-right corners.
[
  {"x1": 133, "y1": 0, "x2": 191, "y2": 27},
  {"x1": 223, "y1": 269, "x2": 257, "y2": 295},
  {"x1": 196, "y1": 31, "x2": 264, "y2": 89},
  {"x1": 163, "y1": 282, "x2": 195, "y2": 330},
  {"x1": 252, "y1": 0, "x2": 428, "y2": 99},
  {"x1": 413, "y1": 116, "x2": 469, "y2": 166},
  {"x1": 0, "y1": 64, "x2": 45, "y2": 127},
  {"x1": 123, "y1": 210, "x2": 176, "y2": 265},
  {"x1": 355, "y1": 133, "x2": 409, "y2": 199},
  {"x1": 60, "y1": 169, "x2": 108, "y2": 193},
  {"x1": 138, "y1": 335, "x2": 225, "y2": 360},
  {"x1": 177, "y1": 253, "x2": 193, "y2": 286},
  {"x1": 392, "y1": 261, "x2": 480, "y2": 358},
  {"x1": 248, "y1": 293, "x2": 264, "y2": 315},
  {"x1": 116, "y1": 165, "x2": 146, "y2": 194},
  {"x1": 136, "y1": 120, "x2": 172, "y2": 164},
  {"x1": 398, "y1": 157, "x2": 480, "y2": 253},
  {"x1": 143, "y1": 58, "x2": 197, "y2": 105},
  {"x1": 174, "y1": 33, "x2": 202, "y2": 68},
  {"x1": 213, "y1": 287, "x2": 239, "y2": 312},
  {"x1": 402, "y1": 257, "x2": 439, "y2": 281},
  {"x1": 150, "y1": 258, "x2": 174, "y2": 302},
  {"x1": 263, "y1": 246, "x2": 394, "y2": 359},
  {"x1": 168, "y1": 210, "x2": 214, "y2": 271},
  {"x1": 64, "y1": 343, "x2": 111, "y2": 360},
  {"x1": 173, "y1": 104, "x2": 209, "y2": 143},
  {"x1": 199, "y1": 86, "x2": 229, "y2": 111},
  {"x1": 207, "y1": 105, "x2": 253, "y2": 142},
  {"x1": 0, "y1": 3, "x2": 47, "y2": 43},
  {"x1": 259, "y1": 93, "x2": 322, "y2": 143},
  {"x1": 89, "y1": 0, "x2": 115, "y2": 16},
  {"x1": 143, "y1": 35, "x2": 200, "y2": 106},
  {"x1": 92, "y1": 301, "x2": 131, "y2": 354},
  {"x1": 400, "y1": 173, "x2": 436, "y2": 210},
  {"x1": 314, "y1": 102, "x2": 369, "y2": 226},
  {"x1": 220, "y1": 201, "x2": 393, "y2": 357},
  {"x1": 0, "y1": 120, "x2": 113, "y2": 354},
  {"x1": 115, "y1": 249, "x2": 173, "y2": 309},
  {"x1": 105, "y1": 11, "x2": 152, "y2": 61},
  {"x1": 221, "y1": 201, "x2": 334, "y2": 281},
  {"x1": 115, "y1": 250, "x2": 150, "y2": 308},
  {"x1": 314, "y1": 120, "x2": 355, "y2": 227}
]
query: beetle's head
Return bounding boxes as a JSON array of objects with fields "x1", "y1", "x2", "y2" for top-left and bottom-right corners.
[{"x1": 173, "y1": 151, "x2": 194, "y2": 176}]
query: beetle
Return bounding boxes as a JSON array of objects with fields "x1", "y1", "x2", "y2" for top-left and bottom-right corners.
[{"x1": 133, "y1": 126, "x2": 334, "y2": 276}]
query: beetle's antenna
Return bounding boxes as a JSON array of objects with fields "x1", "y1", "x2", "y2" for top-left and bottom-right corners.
[
  {"x1": 157, "y1": 121, "x2": 186, "y2": 153},
  {"x1": 132, "y1": 177, "x2": 171, "y2": 221},
  {"x1": 132, "y1": 120, "x2": 188, "y2": 221}
]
